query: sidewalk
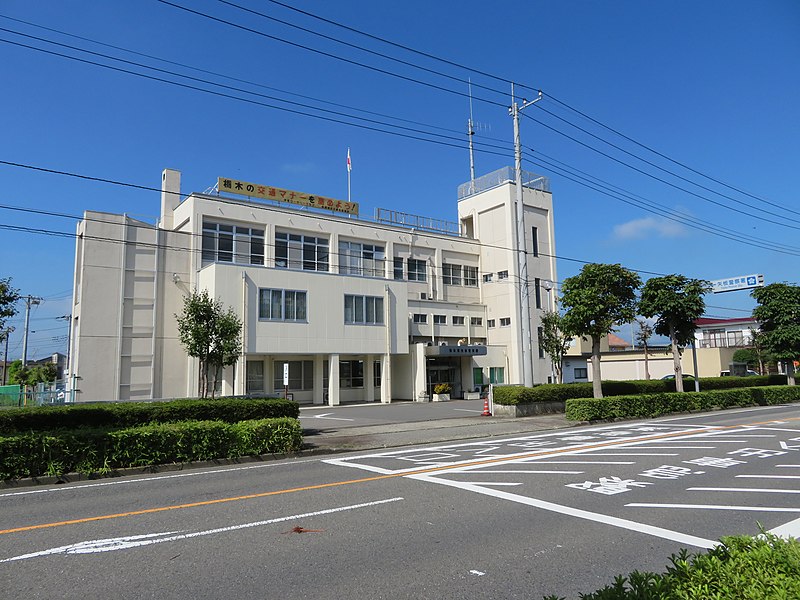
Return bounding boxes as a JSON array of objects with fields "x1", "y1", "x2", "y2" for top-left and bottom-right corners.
[{"x1": 300, "y1": 412, "x2": 584, "y2": 455}]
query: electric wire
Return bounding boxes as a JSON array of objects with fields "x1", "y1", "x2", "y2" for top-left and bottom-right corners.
[{"x1": 521, "y1": 112, "x2": 800, "y2": 231}]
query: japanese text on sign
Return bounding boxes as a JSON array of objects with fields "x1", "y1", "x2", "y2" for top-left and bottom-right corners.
[{"x1": 218, "y1": 177, "x2": 359, "y2": 215}]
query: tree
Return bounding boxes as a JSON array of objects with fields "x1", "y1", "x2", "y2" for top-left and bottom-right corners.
[
  {"x1": 752, "y1": 283, "x2": 800, "y2": 386},
  {"x1": 540, "y1": 310, "x2": 572, "y2": 384},
  {"x1": 634, "y1": 318, "x2": 655, "y2": 380},
  {"x1": 731, "y1": 348, "x2": 759, "y2": 371},
  {"x1": 561, "y1": 263, "x2": 642, "y2": 398},
  {"x1": 0, "y1": 278, "x2": 20, "y2": 331},
  {"x1": 176, "y1": 289, "x2": 243, "y2": 398},
  {"x1": 639, "y1": 275, "x2": 710, "y2": 392}
]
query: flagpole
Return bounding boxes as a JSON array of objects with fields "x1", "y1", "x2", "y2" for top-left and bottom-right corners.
[{"x1": 347, "y1": 147, "x2": 351, "y2": 204}]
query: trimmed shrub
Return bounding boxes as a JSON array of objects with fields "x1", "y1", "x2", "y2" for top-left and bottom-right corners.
[
  {"x1": 493, "y1": 374, "x2": 788, "y2": 406},
  {"x1": 543, "y1": 532, "x2": 800, "y2": 600},
  {"x1": 0, "y1": 417, "x2": 303, "y2": 480},
  {"x1": 565, "y1": 385, "x2": 800, "y2": 421},
  {"x1": 0, "y1": 397, "x2": 298, "y2": 434}
]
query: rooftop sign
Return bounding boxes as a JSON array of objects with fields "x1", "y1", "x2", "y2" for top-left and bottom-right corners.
[
  {"x1": 218, "y1": 177, "x2": 359, "y2": 216},
  {"x1": 711, "y1": 274, "x2": 764, "y2": 294}
]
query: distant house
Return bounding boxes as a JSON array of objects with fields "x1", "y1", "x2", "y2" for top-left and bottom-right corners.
[
  {"x1": 27, "y1": 353, "x2": 67, "y2": 381},
  {"x1": 694, "y1": 317, "x2": 759, "y2": 349}
]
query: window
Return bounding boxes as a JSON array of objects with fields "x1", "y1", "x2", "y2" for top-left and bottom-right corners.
[
  {"x1": 259, "y1": 289, "x2": 307, "y2": 321},
  {"x1": 531, "y1": 226, "x2": 539, "y2": 257},
  {"x1": 489, "y1": 367, "x2": 505, "y2": 384},
  {"x1": 202, "y1": 220, "x2": 264, "y2": 266},
  {"x1": 344, "y1": 295, "x2": 384, "y2": 325},
  {"x1": 246, "y1": 360, "x2": 264, "y2": 394},
  {"x1": 535, "y1": 277, "x2": 541, "y2": 309},
  {"x1": 498, "y1": 270, "x2": 509, "y2": 280},
  {"x1": 482, "y1": 273, "x2": 493, "y2": 283},
  {"x1": 442, "y1": 264, "x2": 462, "y2": 286},
  {"x1": 413, "y1": 313, "x2": 427, "y2": 324},
  {"x1": 340, "y1": 360, "x2": 364, "y2": 388},
  {"x1": 374, "y1": 361, "x2": 382, "y2": 387},
  {"x1": 472, "y1": 367, "x2": 484, "y2": 386},
  {"x1": 464, "y1": 266, "x2": 478, "y2": 287},
  {"x1": 275, "y1": 231, "x2": 328, "y2": 271},
  {"x1": 500, "y1": 317, "x2": 511, "y2": 327},
  {"x1": 487, "y1": 319, "x2": 496, "y2": 328},
  {"x1": 574, "y1": 367, "x2": 588, "y2": 379},
  {"x1": 452, "y1": 316, "x2": 465, "y2": 326},
  {"x1": 407, "y1": 258, "x2": 427, "y2": 282},
  {"x1": 339, "y1": 241, "x2": 385, "y2": 277},
  {"x1": 538, "y1": 326, "x2": 545, "y2": 358},
  {"x1": 470, "y1": 317, "x2": 483, "y2": 326},
  {"x1": 393, "y1": 257, "x2": 404, "y2": 280},
  {"x1": 433, "y1": 314, "x2": 447, "y2": 325},
  {"x1": 273, "y1": 360, "x2": 314, "y2": 391}
]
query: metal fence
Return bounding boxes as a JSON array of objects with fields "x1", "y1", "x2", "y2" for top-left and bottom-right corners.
[
  {"x1": 0, "y1": 380, "x2": 75, "y2": 408},
  {"x1": 457, "y1": 166, "x2": 550, "y2": 200}
]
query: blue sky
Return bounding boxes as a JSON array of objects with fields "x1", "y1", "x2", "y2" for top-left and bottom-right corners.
[{"x1": 1, "y1": 0, "x2": 798, "y2": 360}]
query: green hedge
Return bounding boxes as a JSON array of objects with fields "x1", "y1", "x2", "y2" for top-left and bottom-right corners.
[
  {"x1": 0, "y1": 417, "x2": 303, "y2": 480},
  {"x1": 566, "y1": 385, "x2": 800, "y2": 421},
  {"x1": 493, "y1": 375, "x2": 787, "y2": 406},
  {"x1": 0, "y1": 397, "x2": 299, "y2": 434},
  {"x1": 544, "y1": 532, "x2": 800, "y2": 600}
]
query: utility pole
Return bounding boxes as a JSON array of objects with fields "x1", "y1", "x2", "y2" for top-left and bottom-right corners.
[
  {"x1": 21, "y1": 295, "x2": 42, "y2": 367},
  {"x1": 57, "y1": 314, "x2": 71, "y2": 381},
  {"x1": 509, "y1": 86, "x2": 542, "y2": 388},
  {"x1": 2, "y1": 326, "x2": 13, "y2": 385}
]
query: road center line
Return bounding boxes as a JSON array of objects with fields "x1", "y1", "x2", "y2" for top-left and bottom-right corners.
[
  {"x1": 688, "y1": 487, "x2": 800, "y2": 494},
  {"x1": 2, "y1": 415, "x2": 796, "y2": 537}
]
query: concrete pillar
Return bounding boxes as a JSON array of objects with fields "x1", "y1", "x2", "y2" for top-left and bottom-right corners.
[
  {"x1": 328, "y1": 354, "x2": 340, "y2": 406},
  {"x1": 365, "y1": 354, "x2": 375, "y2": 402},
  {"x1": 313, "y1": 354, "x2": 324, "y2": 404},
  {"x1": 329, "y1": 233, "x2": 339, "y2": 274},
  {"x1": 413, "y1": 343, "x2": 428, "y2": 401},
  {"x1": 380, "y1": 353, "x2": 391, "y2": 404}
]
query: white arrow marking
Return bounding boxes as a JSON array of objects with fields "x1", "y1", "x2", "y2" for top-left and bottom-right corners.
[
  {"x1": 307, "y1": 413, "x2": 355, "y2": 421},
  {"x1": 0, "y1": 497, "x2": 403, "y2": 563},
  {"x1": 779, "y1": 441, "x2": 800, "y2": 451}
]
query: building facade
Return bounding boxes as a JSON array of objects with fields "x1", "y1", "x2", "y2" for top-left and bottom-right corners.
[{"x1": 68, "y1": 166, "x2": 557, "y2": 403}]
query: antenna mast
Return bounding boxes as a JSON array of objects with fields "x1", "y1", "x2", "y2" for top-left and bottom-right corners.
[{"x1": 468, "y1": 79, "x2": 476, "y2": 191}]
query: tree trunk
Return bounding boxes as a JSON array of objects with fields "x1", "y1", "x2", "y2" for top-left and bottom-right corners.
[
  {"x1": 787, "y1": 360, "x2": 796, "y2": 386},
  {"x1": 591, "y1": 336, "x2": 603, "y2": 398},
  {"x1": 670, "y1": 322, "x2": 683, "y2": 393},
  {"x1": 643, "y1": 340, "x2": 650, "y2": 380}
]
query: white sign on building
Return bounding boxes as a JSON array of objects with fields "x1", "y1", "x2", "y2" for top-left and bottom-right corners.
[{"x1": 711, "y1": 274, "x2": 764, "y2": 294}]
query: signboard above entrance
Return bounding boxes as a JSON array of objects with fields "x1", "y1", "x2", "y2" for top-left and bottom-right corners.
[
  {"x1": 425, "y1": 344, "x2": 488, "y2": 356},
  {"x1": 218, "y1": 177, "x2": 359, "y2": 216},
  {"x1": 710, "y1": 274, "x2": 764, "y2": 294}
]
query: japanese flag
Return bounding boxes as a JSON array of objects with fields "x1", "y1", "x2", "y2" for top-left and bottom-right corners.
[{"x1": 347, "y1": 148, "x2": 352, "y2": 173}]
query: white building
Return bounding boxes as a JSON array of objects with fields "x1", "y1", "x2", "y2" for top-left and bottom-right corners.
[{"x1": 68, "y1": 166, "x2": 557, "y2": 403}]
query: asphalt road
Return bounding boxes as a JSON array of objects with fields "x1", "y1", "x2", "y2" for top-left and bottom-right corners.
[{"x1": 1, "y1": 404, "x2": 799, "y2": 599}]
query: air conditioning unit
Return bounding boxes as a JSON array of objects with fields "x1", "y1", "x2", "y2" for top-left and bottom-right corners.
[
  {"x1": 439, "y1": 341, "x2": 448, "y2": 347},
  {"x1": 420, "y1": 292, "x2": 427, "y2": 300},
  {"x1": 426, "y1": 341, "x2": 433, "y2": 346},
  {"x1": 475, "y1": 341, "x2": 485, "y2": 346}
]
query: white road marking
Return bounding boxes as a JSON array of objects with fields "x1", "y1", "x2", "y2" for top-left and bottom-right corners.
[
  {"x1": 446, "y1": 482, "x2": 523, "y2": 487},
  {"x1": 410, "y1": 474, "x2": 716, "y2": 549},
  {"x1": 454, "y1": 409, "x2": 482, "y2": 413},
  {"x1": 0, "y1": 497, "x2": 404, "y2": 563},
  {"x1": 735, "y1": 475, "x2": 800, "y2": 480},
  {"x1": 626, "y1": 503, "x2": 800, "y2": 512},
  {"x1": 777, "y1": 465, "x2": 800, "y2": 468},
  {"x1": 769, "y1": 516, "x2": 800, "y2": 539},
  {"x1": 688, "y1": 487, "x2": 800, "y2": 494},
  {"x1": 305, "y1": 413, "x2": 355, "y2": 421},
  {"x1": 452, "y1": 470, "x2": 584, "y2": 475},
  {"x1": 582, "y1": 453, "x2": 680, "y2": 457},
  {"x1": 627, "y1": 446, "x2": 717, "y2": 450},
  {"x1": 541, "y1": 461, "x2": 636, "y2": 465},
  {"x1": 470, "y1": 570, "x2": 486, "y2": 576}
]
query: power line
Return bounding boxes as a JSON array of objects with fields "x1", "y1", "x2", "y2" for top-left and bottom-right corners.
[
  {"x1": 521, "y1": 112, "x2": 800, "y2": 232},
  {"x1": 534, "y1": 100, "x2": 795, "y2": 217}
]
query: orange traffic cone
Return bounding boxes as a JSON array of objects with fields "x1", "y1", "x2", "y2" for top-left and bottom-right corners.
[{"x1": 481, "y1": 396, "x2": 491, "y2": 417}]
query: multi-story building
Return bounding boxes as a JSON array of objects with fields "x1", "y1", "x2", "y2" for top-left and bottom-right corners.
[{"x1": 68, "y1": 166, "x2": 557, "y2": 403}]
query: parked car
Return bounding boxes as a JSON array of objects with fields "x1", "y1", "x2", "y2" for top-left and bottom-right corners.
[
  {"x1": 660, "y1": 374, "x2": 695, "y2": 380},
  {"x1": 720, "y1": 370, "x2": 759, "y2": 377}
]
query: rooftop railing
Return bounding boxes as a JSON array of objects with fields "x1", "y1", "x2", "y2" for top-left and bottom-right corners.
[{"x1": 457, "y1": 166, "x2": 550, "y2": 200}]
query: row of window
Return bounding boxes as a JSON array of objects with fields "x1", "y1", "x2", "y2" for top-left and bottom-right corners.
[
  {"x1": 246, "y1": 359, "x2": 381, "y2": 392},
  {"x1": 204, "y1": 222, "x2": 484, "y2": 287},
  {"x1": 412, "y1": 315, "x2": 483, "y2": 326},
  {"x1": 485, "y1": 317, "x2": 511, "y2": 328},
  {"x1": 258, "y1": 289, "x2": 384, "y2": 325}
]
